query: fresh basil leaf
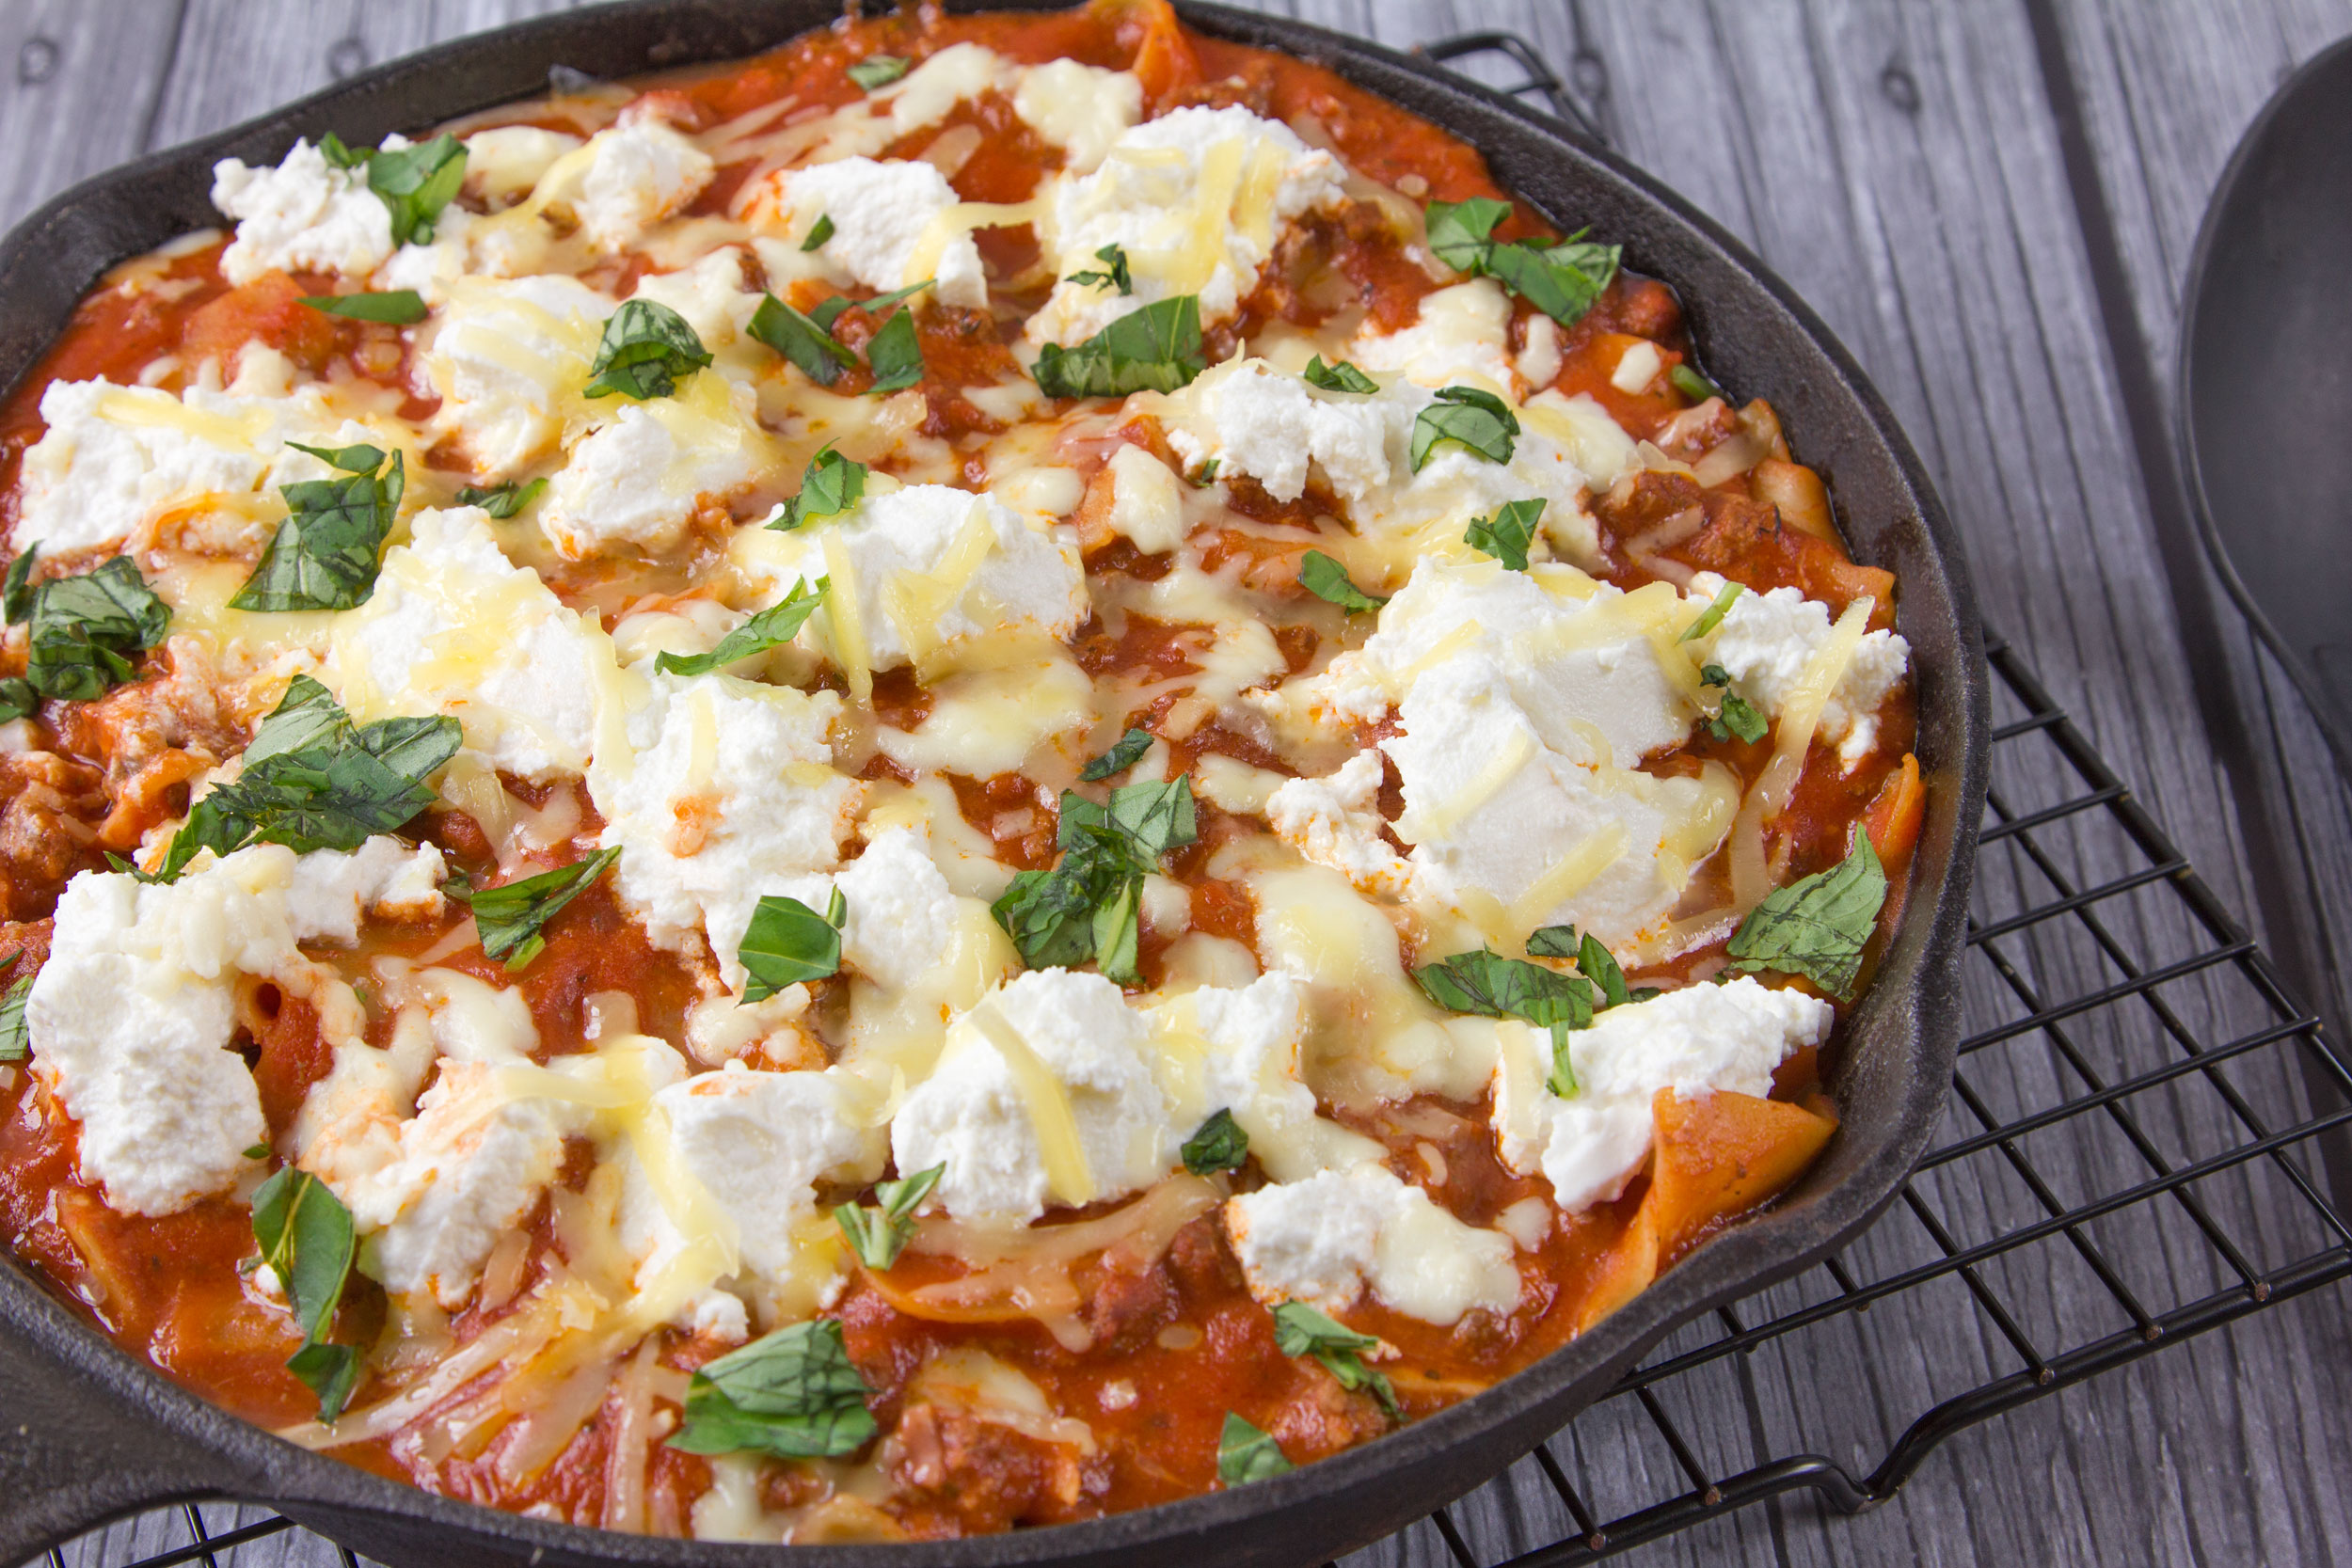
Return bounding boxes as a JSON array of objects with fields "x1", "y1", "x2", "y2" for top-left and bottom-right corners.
[
  {"x1": 232, "y1": 448, "x2": 404, "y2": 611},
  {"x1": 1409, "y1": 385, "x2": 1518, "y2": 470},
  {"x1": 656, "y1": 578, "x2": 827, "y2": 676},
  {"x1": 1523, "y1": 925, "x2": 1578, "y2": 959},
  {"x1": 802, "y1": 213, "x2": 835, "y2": 252},
  {"x1": 1679, "y1": 580, "x2": 1742, "y2": 642},
  {"x1": 1465, "y1": 498, "x2": 1545, "y2": 571},
  {"x1": 737, "y1": 884, "x2": 846, "y2": 1002},
  {"x1": 1068, "y1": 244, "x2": 1133, "y2": 294},
  {"x1": 1080, "y1": 727, "x2": 1154, "y2": 782},
  {"x1": 1423, "y1": 197, "x2": 1512, "y2": 273},
  {"x1": 1188, "y1": 458, "x2": 1221, "y2": 486},
  {"x1": 1217, "y1": 1413, "x2": 1293, "y2": 1485},
  {"x1": 847, "y1": 54, "x2": 911, "y2": 91},
  {"x1": 1181, "y1": 1108, "x2": 1248, "y2": 1175},
  {"x1": 251, "y1": 1166, "x2": 359, "y2": 1420},
  {"x1": 834, "y1": 1163, "x2": 943, "y2": 1269},
  {"x1": 767, "y1": 446, "x2": 866, "y2": 533},
  {"x1": 1724, "y1": 826, "x2": 1887, "y2": 1001},
  {"x1": 1669, "y1": 363, "x2": 1723, "y2": 403},
  {"x1": 667, "y1": 1319, "x2": 876, "y2": 1459},
  {"x1": 991, "y1": 778, "x2": 1195, "y2": 983},
  {"x1": 447, "y1": 847, "x2": 619, "y2": 971},
  {"x1": 299, "y1": 290, "x2": 428, "y2": 325},
  {"x1": 1271, "y1": 1301, "x2": 1399, "y2": 1419},
  {"x1": 749, "y1": 293, "x2": 857, "y2": 386},
  {"x1": 584, "y1": 298, "x2": 711, "y2": 401},
  {"x1": 1483, "y1": 233, "x2": 1619, "y2": 328},
  {"x1": 318, "y1": 134, "x2": 364, "y2": 171},
  {"x1": 863, "y1": 307, "x2": 924, "y2": 394},
  {"x1": 1414, "y1": 946, "x2": 1595, "y2": 1096},
  {"x1": 5, "y1": 551, "x2": 171, "y2": 703},
  {"x1": 364, "y1": 134, "x2": 468, "y2": 246},
  {"x1": 1302, "y1": 355, "x2": 1379, "y2": 394},
  {"x1": 1298, "y1": 550, "x2": 1386, "y2": 612},
  {"x1": 0, "y1": 678, "x2": 34, "y2": 722},
  {"x1": 0, "y1": 968, "x2": 29, "y2": 1063},
  {"x1": 1032, "y1": 295, "x2": 1206, "y2": 399},
  {"x1": 1574, "y1": 931, "x2": 1632, "y2": 1009},
  {"x1": 154, "y1": 676, "x2": 458, "y2": 880},
  {"x1": 454, "y1": 477, "x2": 546, "y2": 518},
  {"x1": 811, "y1": 278, "x2": 933, "y2": 333},
  {"x1": 1709, "y1": 689, "x2": 1769, "y2": 744}
]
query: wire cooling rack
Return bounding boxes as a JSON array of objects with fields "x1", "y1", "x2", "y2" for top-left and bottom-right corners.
[{"x1": 25, "y1": 27, "x2": 2352, "y2": 1568}]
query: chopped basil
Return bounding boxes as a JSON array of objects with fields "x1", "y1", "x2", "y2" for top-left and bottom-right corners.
[
  {"x1": 834, "y1": 1163, "x2": 944, "y2": 1269},
  {"x1": 1423, "y1": 198, "x2": 1619, "y2": 327},
  {"x1": 802, "y1": 213, "x2": 835, "y2": 252},
  {"x1": 847, "y1": 54, "x2": 911, "y2": 91},
  {"x1": 1271, "y1": 1301, "x2": 1400, "y2": 1419},
  {"x1": 446, "y1": 847, "x2": 620, "y2": 971},
  {"x1": 363, "y1": 134, "x2": 468, "y2": 245},
  {"x1": 749, "y1": 293, "x2": 858, "y2": 386},
  {"x1": 1526, "y1": 925, "x2": 1658, "y2": 1010},
  {"x1": 990, "y1": 776, "x2": 1199, "y2": 984},
  {"x1": 1424, "y1": 197, "x2": 1515, "y2": 273},
  {"x1": 0, "y1": 952, "x2": 28, "y2": 1064},
  {"x1": 1298, "y1": 549, "x2": 1387, "y2": 613},
  {"x1": 656, "y1": 577, "x2": 827, "y2": 676},
  {"x1": 299, "y1": 289, "x2": 427, "y2": 325},
  {"x1": 584, "y1": 299, "x2": 711, "y2": 400},
  {"x1": 1302, "y1": 355, "x2": 1379, "y2": 393},
  {"x1": 1413, "y1": 947, "x2": 1596, "y2": 1094},
  {"x1": 1679, "y1": 580, "x2": 1742, "y2": 641},
  {"x1": 454, "y1": 477, "x2": 546, "y2": 518},
  {"x1": 1699, "y1": 664, "x2": 1770, "y2": 744},
  {"x1": 232, "y1": 442, "x2": 403, "y2": 611},
  {"x1": 738, "y1": 884, "x2": 847, "y2": 1002},
  {"x1": 0, "y1": 679, "x2": 33, "y2": 722},
  {"x1": 1032, "y1": 295, "x2": 1206, "y2": 399},
  {"x1": 251, "y1": 1167, "x2": 360, "y2": 1421},
  {"x1": 1409, "y1": 385, "x2": 1518, "y2": 471},
  {"x1": 863, "y1": 307, "x2": 924, "y2": 394},
  {"x1": 1724, "y1": 826, "x2": 1887, "y2": 1001},
  {"x1": 1067, "y1": 244, "x2": 1133, "y2": 294},
  {"x1": 1080, "y1": 727, "x2": 1154, "y2": 782},
  {"x1": 3, "y1": 548, "x2": 170, "y2": 702},
  {"x1": 150, "y1": 675, "x2": 459, "y2": 883},
  {"x1": 1187, "y1": 458, "x2": 1221, "y2": 487},
  {"x1": 1465, "y1": 498, "x2": 1546, "y2": 571},
  {"x1": 1217, "y1": 1414, "x2": 1293, "y2": 1485},
  {"x1": 667, "y1": 1319, "x2": 877, "y2": 1459},
  {"x1": 812, "y1": 278, "x2": 933, "y2": 331},
  {"x1": 1670, "y1": 363, "x2": 1724, "y2": 404},
  {"x1": 768, "y1": 447, "x2": 866, "y2": 532},
  {"x1": 1180, "y1": 1108, "x2": 1248, "y2": 1175}
]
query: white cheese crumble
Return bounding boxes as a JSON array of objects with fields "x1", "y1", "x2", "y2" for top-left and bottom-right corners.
[
  {"x1": 1162, "y1": 358, "x2": 1392, "y2": 505},
  {"x1": 1265, "y1": 752, "x2": 1413, "y2": 902},
  {"x1": 775, "y1": 825, "x2": 958, "y2": 991},
  {"x1": 1351, "y1": 279, "x2": 1521, "y2": 393},
  {"x1": 12, "y1": 378, "x2": 360, "y2": 555},
  {"x1": 1223, "y1": 1164, "x2": 1521, "y2": 1326},
  {"x1": 326, "y1": 505, "x2": 625, "y2": 780},
  {"x1": 741, "y1": 483, "x2": 1088, "y2": 673},
  {"x1": 1688, "y1": 571, "x2": 1911, "y2": 767},
  {"x1": 1025, "y1": 105, "x2": 1347, "y2": 348},
  {"x1": 1489, "y1": 976, "x2": 1832, "y2": 1212},
  {"x1": 771, "y1": 156, "x2": 989, "y2": 310},
  {"x1": 628, "y1": 246, "x2": 764, "y2": 350},
  {"x1": 588, "y1": 671, "x2": 862, "y2": 985},
  {"x1": 890, "y1": 969, "x2": 1174, "y2": 1225},
  {"x1": 536, "y1": 375, "x2": 767, "y2": 560},
  {"x1": 211, "y1": 138, "x2": 396, "y2": 285},
  {"x1": 418, "y1": 274, "x2": 612, "y2": 479},
  {"x1": 569, "y1": 119, "x2": 717, "y2": 253}
]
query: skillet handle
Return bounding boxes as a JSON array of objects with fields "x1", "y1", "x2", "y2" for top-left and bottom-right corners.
[{"x1": 0, "y1": 1286, "x2": 246, "y2": 1562}]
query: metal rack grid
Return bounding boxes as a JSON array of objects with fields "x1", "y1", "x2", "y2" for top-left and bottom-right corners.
[{"x1": 26, "y1": 28, "x2": 2352, "y2": 1568}]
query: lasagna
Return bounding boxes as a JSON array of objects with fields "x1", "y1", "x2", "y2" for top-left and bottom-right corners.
[{"x1": 0, "y1": 0, "x2": 1926, "y2": 1543}]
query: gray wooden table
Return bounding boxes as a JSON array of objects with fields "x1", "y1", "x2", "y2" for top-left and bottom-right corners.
[{"x1": 7, "y1": 3, "x2": 2352, "y2": 1565}]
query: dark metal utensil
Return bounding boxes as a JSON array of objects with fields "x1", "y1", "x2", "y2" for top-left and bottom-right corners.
[{"x1": 2179, "y1": 34, "x2": 2352, "y2": 777}]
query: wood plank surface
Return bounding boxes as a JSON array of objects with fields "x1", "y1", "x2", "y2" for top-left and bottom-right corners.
[{"x1": 4, "y1": 5, "x2": 2350, "y2": 1568}]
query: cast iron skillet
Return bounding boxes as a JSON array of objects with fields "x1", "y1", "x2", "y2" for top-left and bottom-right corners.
[
  {"x1": 2178, "y1": 34, "x2": 2352, "y2": 780},
  {"x1": 0, "y1": 4, "x2": 1989, "y2": 1564}
]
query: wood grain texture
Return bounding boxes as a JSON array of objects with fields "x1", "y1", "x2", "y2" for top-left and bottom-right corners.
[{"x1": 4, "y1": 5, "x2": 2350, "y2": 1568}]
